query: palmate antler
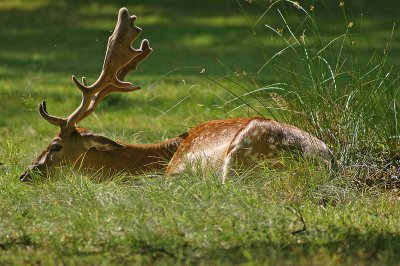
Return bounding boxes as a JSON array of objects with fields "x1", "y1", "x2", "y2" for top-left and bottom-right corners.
[{"x1": 39, "y1": 7, "x2": 152, "y2": 133}]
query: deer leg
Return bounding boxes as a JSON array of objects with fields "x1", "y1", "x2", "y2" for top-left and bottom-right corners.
[
  {"x1": 222, "y1": 140, "x2": 282, "y2": 182},
  {"x1": 222, "y1": 121, "x2": 278, "y2": 182},
  {"x1": 221, "y1": 149, "x2": 235, "y2": 184}
]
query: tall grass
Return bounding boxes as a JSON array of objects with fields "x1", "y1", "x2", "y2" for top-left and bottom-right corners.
[{"x1": 216, "y1": 0, "x2": 399, "y2": 184}]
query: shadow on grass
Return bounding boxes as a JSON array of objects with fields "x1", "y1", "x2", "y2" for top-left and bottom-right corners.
[
  {"x1": 133, "y1": 231, "x2": 400, "y2": 264},
  {"x1": 0, "y1": 0, "x2": 398, "y2": 80},
  {"x1": 1, "y1": 230, "x2": 400, "y2": 264}
]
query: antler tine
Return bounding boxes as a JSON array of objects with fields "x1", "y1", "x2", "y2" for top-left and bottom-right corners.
[
  {"x1": 118, "y1": 39, "x2": 153, "y2": 80},
  {"x1": 63, "y1": 7, "x2": 151, "y2": 130},
  {"x1": 82, "y1": 77, "x2": 88, "y2": 86},
  {"x1": 77, "y1": 39, "x2": 153, "y2": 122},
  {"x1": 39, "y1": 100, "x2": 67, "y2": 128}
]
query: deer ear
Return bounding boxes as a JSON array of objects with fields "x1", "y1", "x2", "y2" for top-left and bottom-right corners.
[{"x1": 83, "y1": 134, "x2": 126, "y2": 151}]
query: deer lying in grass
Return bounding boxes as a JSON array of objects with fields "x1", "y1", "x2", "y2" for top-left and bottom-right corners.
[{"x1": 20, "y1": 8, "x2": 336, "y2": 183}]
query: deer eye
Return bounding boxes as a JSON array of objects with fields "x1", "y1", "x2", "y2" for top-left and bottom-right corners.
[{"x1": 50, "y1": 144, "x2": 63, "y2": 152}]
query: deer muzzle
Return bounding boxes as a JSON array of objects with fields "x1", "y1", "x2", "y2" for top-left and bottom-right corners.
[
  {"x1": 19, "y1": 165, "x2": 46, "y2": 183},
  {"x1": 19, "y1": 171, "x2": 32, "y2": 183}
]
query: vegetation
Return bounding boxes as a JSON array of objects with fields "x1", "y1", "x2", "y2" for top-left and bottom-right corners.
[{"x1": 0, "y1": 0, "x2": 399, "y2": 264}]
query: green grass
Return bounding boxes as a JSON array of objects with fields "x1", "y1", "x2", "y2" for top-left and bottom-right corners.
[{"x1": 0, "y1": 0, "x2": 399, "y2": 264}]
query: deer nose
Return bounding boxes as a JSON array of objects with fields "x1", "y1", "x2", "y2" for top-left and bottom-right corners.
[{"x1": 19, "y1": 171, "x2": 32, "y2": 183}]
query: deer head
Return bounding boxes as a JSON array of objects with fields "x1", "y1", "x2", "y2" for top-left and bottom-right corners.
[{"x1": 20, "y1": 8, "x2": 152, "y2": 182}]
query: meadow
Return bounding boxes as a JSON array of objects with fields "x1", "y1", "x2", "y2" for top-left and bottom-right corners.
[{"x1": 0, "y1": 0, "x2": 399, "y2": 264}]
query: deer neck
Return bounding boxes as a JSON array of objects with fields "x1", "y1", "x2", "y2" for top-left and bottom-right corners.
[{"x1": 79, "y1": 136, "x2": 185, "y2": 176}]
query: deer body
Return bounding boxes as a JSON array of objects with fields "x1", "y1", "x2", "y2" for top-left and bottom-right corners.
[
  {"x1": 20, "y1": 8, "x2": 336, "y2": 182},
  {"x1": 167, "y1": 117, "x2": 335, "y2": 182},
  {"x1": 167, "y1": 118, "x2": 252, "y2": 175}
]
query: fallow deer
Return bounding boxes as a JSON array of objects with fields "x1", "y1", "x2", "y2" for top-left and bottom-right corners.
[{"x1": 20, "y1": 8, "x2": 336, "y2": 183}]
